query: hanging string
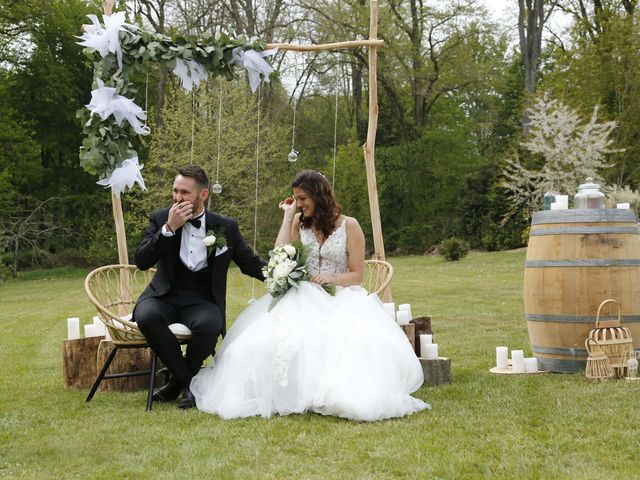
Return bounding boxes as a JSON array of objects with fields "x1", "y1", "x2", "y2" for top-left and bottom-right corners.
[
  {"x1": 144, "y1": 65, "x2": 149, "y2": 113},
  {"x1": 250, "y1": 83, "x2": 262, "y2": 302},
  {"x1": 215, "y1": 88, "x2": 223, "y2": 185},
  {"x1": 190, "y1": 90, "x2": 196, "y2": 164},
  {"x1": 291, "y1": 97, "x2": 297, "y2": 152},
  {"x1": 332, "y1": 60, "x2": 340, "y2": 191}
]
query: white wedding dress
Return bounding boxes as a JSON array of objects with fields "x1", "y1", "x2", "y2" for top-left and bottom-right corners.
[{"x1": 190, "y1": 219, "x2": 430, "y2": 421}]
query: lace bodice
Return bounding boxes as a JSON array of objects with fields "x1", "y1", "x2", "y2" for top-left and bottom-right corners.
[{"x1": 299, "y1": 218, "x2": 349, "y2": 276}]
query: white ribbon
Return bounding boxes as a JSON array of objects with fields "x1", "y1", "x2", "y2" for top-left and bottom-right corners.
[
  {"x1": 77, "y1": 12, "x2": 136, "y2": 69},
  {"x1": 231, "y1": 48, "x2": 277, "y2": 93},
  {"x1": 173, "y1": 58, "x2": 209, "y2": 92},
  {"x1": 86, "y1": 79, "x2": 150, "y2": 135},
  {"x1": 96, "y1": 157, "x2": 146, "y2": 196}
]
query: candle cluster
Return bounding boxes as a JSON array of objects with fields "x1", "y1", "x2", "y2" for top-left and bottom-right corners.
[
  {"x1": 383, "y1": 302, "x2": 413, "y2": 325},
  {"x1": 495, "y1": 346, "x2": 538, "y2": 373},
  {"x1": 420, "y1": 334, "x2": 438, "y2": 359},
  {"x1": 383, "y1": 302, "x2": 441, "y2": 359},
  {"x1": 67, "y1": 316, "x2": 109, "y2": 341}
]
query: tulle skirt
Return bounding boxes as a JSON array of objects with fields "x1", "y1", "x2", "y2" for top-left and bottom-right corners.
[{"x1": 190, "y1": 282, "x2": 430, "y2": 421}]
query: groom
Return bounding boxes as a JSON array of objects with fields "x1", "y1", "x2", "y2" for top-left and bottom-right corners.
[{"x1": 134, "y1": 164, "x2": 266, "y2": 409}]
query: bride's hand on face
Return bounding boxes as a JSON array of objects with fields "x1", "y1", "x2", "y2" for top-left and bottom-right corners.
[{"x1": 279, "y1": 196, "x2": 297, "y2": 217}]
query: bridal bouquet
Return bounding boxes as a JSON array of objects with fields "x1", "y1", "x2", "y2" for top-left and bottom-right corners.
[{"x1": 263, "y1": 240, "x2": 336, "y2": 311}]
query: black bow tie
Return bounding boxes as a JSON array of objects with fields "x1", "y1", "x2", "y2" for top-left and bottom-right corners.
[{"x1": 187, "y1": 213, "x2": 205, "y2": 229}]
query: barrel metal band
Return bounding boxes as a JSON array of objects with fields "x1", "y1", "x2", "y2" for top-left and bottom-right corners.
[
  {"x1": 536, "y1": 358, "x2": 585, "y2": 373},
  {"x1": 531, "y1": 345, "x2": 587, "y2": 356},
  {"x1": 531, "y1": 210, "x2": 637, "y2": 225},
  {"x1": 532, "y1": 345, "x2": 640, "y2": 355},
  {"x1": 526, "y1": 314, "x2": 640, "y2": 323},
  {"x1": 530, "y1": 226, "x2": 640, "y2": 236},
  {"x1": 525, "y1": 259, "x2": 640, "y2": 268}
]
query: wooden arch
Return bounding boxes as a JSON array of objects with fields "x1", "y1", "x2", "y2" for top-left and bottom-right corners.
[{"x1": 98, "y1": 0, "x2": 389, "y2": 299}]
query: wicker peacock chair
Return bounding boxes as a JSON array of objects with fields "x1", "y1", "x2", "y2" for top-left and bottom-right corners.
[
  {"x1": 362, "y1": 259, "x2": 393, "y2": 297},
  {"x1": 84, "y1": 264, "x2": 191, "y2": 410}
]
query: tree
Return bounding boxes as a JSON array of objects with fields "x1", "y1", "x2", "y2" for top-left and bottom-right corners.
[
  {"x1": 1, "y1": 197, "x2": 65, "y2": 277},
  {"x1": 502, "y1": 94, "x2": 622, "y2": 220}
]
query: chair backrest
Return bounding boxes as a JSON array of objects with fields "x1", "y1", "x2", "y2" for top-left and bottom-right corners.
[
  {"x1": 362, "y1": 259, "x2": 393, "y2": 297},
  {"x1": 85, "y1": 264, "x2": 156, "y2": 344}
]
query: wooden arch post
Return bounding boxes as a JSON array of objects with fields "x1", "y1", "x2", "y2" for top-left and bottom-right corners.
[{"x1": 101, "y1": 0, "x2": 129, "y2": 267}]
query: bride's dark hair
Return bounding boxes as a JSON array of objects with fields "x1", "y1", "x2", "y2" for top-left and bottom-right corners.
[{"x1": 291, "y1": 170, "x2": 342, "y2": 239}]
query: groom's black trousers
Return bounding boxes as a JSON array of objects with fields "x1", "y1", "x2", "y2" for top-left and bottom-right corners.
[{"x1": 135, "y1": 288, "x2": 223, "y2": 385}]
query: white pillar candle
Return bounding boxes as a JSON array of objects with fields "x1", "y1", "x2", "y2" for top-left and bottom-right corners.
[
  {"x1": 525, "y1": 357, "x2": 538, "y2": 373},
  {"x1": 398, "y1": 303, "x2": 412, "y2": 320},
  {"x1": 511, "y1": 350, "x2": 525, "y2": 373},
  {"x1": 383, "y1": 303, "x2": 396, "y2": 321},
  {"x1": 419, "y1": 334, "x2": 433, "y2": 357},
  {"x1": 555, "y1": 195, "x2": 569, "y2": 209},
  {"x1": 496, "y1": 346, "x2": 509, "y2": 369},
  {"x1": 424, "y1": 343, "x2": 439, "y2": 359},
  {"x1": 396, "y1": 310, "x2": 411, "y2": 326},
  {"x1": 67, "y1": 317, "x2": 80, "y2": 340},
  {"x1": 93, "y1": 316, "x2": 107, "y2": 336},
  {"x1": 105, "y1": 327, "x2": 113, "y2": 341},
  {"x1": 617, "y1": 202, "x2": 631, "y2": 209},
  {"x1": 84, "y1": 324, "x2": 96, "y2": 338}
]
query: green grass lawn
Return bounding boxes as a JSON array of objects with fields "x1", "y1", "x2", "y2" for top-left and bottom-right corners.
[{"x1": 1, "y1": 251, "x2": 638, "y2": 479}]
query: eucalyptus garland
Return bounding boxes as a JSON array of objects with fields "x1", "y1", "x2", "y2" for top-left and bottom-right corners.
[{"x1": 78, "y1": 15, "x2": 270, "y2": 179}]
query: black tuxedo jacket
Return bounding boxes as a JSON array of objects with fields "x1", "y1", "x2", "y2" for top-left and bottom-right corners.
[{"x1": 134, "y1": 208, "x2": 266, "y2": 332}]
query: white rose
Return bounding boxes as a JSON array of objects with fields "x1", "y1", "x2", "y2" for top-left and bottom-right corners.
[
  {"x1": 283, "y1": 244, "x2": 296, "y2": 258},
  {"x1": 202, "y1": 235, "x2": 216, "y2": 247},
  {"x1": 273, "y1": 258, "x2": 296, "y2": 280}
]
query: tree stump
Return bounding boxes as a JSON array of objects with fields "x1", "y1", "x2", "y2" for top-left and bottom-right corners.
[
  {"x1": 410, "y1": 316, "x2": 432, "y2": 356},
  {"x1": 96, "y1": 340, "x2": 153, "y2": 391},
  {"x1": 62, "y1": 336, "x2": 104, "y2": 389},
  {"x1": 400, "y1": 323, "x2": 416, "y2": 352},
  {"x1": 419, "y1": 357, "x2": 452, "y2": 386}
]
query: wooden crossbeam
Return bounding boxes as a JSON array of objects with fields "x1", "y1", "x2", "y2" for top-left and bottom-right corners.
[{"x1": 266, "y1": 39, "x2": 384, "y2": 52}]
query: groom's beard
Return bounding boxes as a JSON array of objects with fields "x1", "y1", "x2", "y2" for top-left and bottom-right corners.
[{"x1": 192, "y1": 196, "x2": 204, "y2": 216}]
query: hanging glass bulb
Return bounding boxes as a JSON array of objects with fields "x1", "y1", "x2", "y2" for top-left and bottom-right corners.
[
  {"x1": 212, "y1": 183, "x2": 223, "y2": 194},
  {"x1": 288, "y1": 149, "x2": 298, "y2": 163}
]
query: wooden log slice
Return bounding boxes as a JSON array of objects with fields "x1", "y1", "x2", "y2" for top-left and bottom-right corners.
[{"x1": 62, "y1": 336, "x2": 103, "y2": 389}]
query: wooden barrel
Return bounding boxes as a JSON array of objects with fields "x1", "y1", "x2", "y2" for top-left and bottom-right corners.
[{"x1": 524, "y1": 209, "x2": 640, "y2": 372}]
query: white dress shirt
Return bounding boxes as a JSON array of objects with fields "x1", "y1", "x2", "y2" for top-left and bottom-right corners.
[{"x1": 161, "y1": 210, "x2": 208, "y2": 271}]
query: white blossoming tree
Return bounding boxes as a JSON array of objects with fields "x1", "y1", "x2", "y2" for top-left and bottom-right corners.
[{"x1": 502, "y1": 94, "x2": 623, "y2": 220}]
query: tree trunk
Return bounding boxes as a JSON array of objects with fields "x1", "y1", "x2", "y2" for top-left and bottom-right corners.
[
  {"x1": 12, "y1": 238, "x2": 18, "y2": 278},
  {"x1": 518, "y1": 0, "x2": 549, "y2": 134},
  {"x1": 351, "y1": 59, "x2": 366, "y2": 143}
]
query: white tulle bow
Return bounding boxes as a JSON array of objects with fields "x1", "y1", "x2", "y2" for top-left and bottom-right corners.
[
  {"x1": 173, "y1": 58, "x2": 209, "y2": 91},
  {"x1": 86, "y1": 79, "x2": 150, "y2": 135},
  {"x1": 77, "y1": 12, "x2": 135, "y2": 69},
  {"x1": 96, "y1": 157, "x2": 146, "y2": 196},
  {"x1": 231, "y1": 48, "x2": 277, "y2": 93}
]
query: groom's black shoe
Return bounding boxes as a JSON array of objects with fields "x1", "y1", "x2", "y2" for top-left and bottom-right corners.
[
  {"x1": 177, "y1": 387, "x2": 196, "y2": 410},
  {"x1": 152, "y1": 379, "x2": 184, "y2": 402}
]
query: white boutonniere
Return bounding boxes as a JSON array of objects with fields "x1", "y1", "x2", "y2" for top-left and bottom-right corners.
[{"x1": 203, "y1": 226, "x2": 227, "y2": 256}]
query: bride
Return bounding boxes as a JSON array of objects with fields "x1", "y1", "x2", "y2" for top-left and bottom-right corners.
[{"x1": 190, "y1": 170, "x2": 429, "y2": 421}]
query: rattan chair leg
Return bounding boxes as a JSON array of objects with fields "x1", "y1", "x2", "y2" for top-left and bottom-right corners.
[
  {"x1": 146, "y1": 352, "x2": 158, "y2": 411},
  {"x1": 86, "y1": 346, "x2": 118, "y2": 402}
]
